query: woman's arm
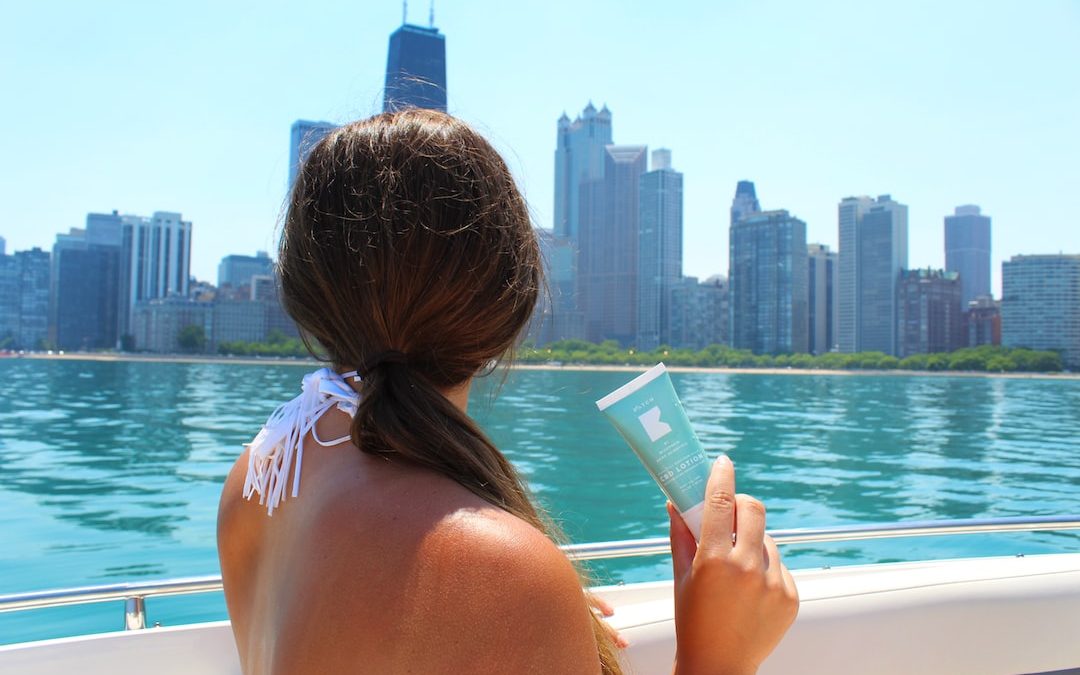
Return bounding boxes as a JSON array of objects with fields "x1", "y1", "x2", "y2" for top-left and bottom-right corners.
[{"x1": 670, "y1": 456, "x2": 800, "y2": 675}]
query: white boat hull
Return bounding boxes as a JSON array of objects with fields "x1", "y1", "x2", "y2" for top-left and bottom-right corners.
[{"x1": 3, "y1": 553, "x2": 1079, "y2": 675}]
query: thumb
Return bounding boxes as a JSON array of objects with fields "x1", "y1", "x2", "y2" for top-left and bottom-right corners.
[{"x1": 668, "y1": 502, "x2": 697, "y2": 585}]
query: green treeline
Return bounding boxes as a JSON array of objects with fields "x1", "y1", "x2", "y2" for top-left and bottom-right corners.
[
  {"x1": 216, "y1": 334, "x2": 1063, "y2": 372},
  {"x1": 518, "y1": 340, "x2": 1064, "y2": 373},
  {"x1": 217, "y1": 330, "x2": 310, "y2": 358}
]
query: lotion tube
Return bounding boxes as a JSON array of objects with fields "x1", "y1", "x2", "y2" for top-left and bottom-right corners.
[{"x1": 596, "y1": 363, "x2": 712, "y2": 540}]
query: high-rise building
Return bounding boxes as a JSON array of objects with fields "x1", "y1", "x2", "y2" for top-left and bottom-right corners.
[
  {"x1": 288, "y1": 120, "x2": 337, "y2": 189},
  {"x1": 730, "y1": 180, "x2": 761, "y2": 227},
  {"x1": 859, "y1": 197, "x2": 908, "y2": 356},
  {"x1": 1002, "y1": 254, "x2": 1080, "y2": 368},
  {"x1": 383, "y1": 21, "x2": 447, "y2": 114},
  {"x1": 51, "y1": 214, "x2": 126, "y2": 350},
  {"x1": 553, "y1": 103, "x2": 614, "y2": 242},
  {"x1": 545, "y1": 103, "x2": 614, "y2": 342},
  {"x1": 730, "y1": 210, "x2": 809, "y2": 354},
  {"x1": 48, "y1": 227, "x2": 85, "y2": 346},
  {"x1": 967, "y1": 295, "x2": 1001, "y2": 347},
  {"x1": 837, "y1": 195, "x2": 908, "y2": 355},
  {"x1": 218, "y1": 251, "x2": 273, "y2": 289},
  {"x1": 123, "y1": 211, "x2": 192, "y2": 339},
  {"x1": 579, "y1": 144, "x2": 647, "y2": 345},
  {"x1": 837, "y1": 196, "x2": 873, "y2": 353},
  {"x1": 670, "y1": 275, "x2": 729, "y2": 350},
  {"x1": 54, "y1": 244, "x2": 121, "y2": 350},
  {"x1": 945, "y1": 205, "x2": 992, "y2": 307},
  {"x1": 0, "y1": 235, "x2": 6, "y2": 256},
  {"x1": 637, "y1": 149, "x2": 683, "y2": 350},
  {"x1": 0, "y1": 253, "x2": 17, "y2": 347},
  {"x1": 807, "y1": 243, "x2": 838, "y2": 355},
  {"x1": 897, "y1": 269, "x2": 964, "y2": 357},
  {"x1": 0, "y1": 247, "x2": 49, "y2": 350},
  {"x1": 50, "y1": 210, "x2": 192, "y2": 349},
  {"x1": 0, "y1": 254, "x2": 19, "y2": 347},
  {"x1": 15, "y1": 248, "x2": 49, "y2": 349}
]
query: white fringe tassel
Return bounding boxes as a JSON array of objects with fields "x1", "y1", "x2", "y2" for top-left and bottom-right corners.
[{"x1": 242, "y1": 368, "x2": 359, "y2": 516}]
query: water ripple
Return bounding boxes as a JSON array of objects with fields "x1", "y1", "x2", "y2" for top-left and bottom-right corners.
[{"x1": 0, "y1": 361, "x2": 1078, "y2": 643}]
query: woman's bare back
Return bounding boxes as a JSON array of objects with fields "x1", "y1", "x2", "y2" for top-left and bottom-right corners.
[{"x1": 218, "y1": 409, "x2": 602, "y2": 675}]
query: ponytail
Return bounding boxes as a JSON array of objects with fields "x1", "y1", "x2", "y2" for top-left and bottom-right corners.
[
  {"x1": 351, "y1": 358, "x2": 530, "y2": 515},
  {"x1": 279, "y1": 109, "x2": 622, "y2": 674}
]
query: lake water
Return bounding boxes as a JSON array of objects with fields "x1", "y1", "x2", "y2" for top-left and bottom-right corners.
[{"x1": 1, "y1": 358, "x2": 1079, "y2": 644}]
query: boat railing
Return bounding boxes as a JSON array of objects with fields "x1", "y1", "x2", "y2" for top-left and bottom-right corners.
[{"x1": 1, "y1": 515, "x2": 1078, "y2": 632}]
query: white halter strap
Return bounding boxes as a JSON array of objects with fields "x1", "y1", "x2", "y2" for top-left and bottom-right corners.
[{"x1": 242, "y1": 368, "x2": 361, "y2": 516}]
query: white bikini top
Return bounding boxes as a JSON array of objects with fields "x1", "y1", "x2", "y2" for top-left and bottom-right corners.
[{"x1": 243, "y1": 368, "x2": 361, "y2": 516}]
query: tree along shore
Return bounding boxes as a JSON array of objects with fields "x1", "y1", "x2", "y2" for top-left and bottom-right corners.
[{"x1": 214, "y1": 334, "x2": 1064, "y2": 373}]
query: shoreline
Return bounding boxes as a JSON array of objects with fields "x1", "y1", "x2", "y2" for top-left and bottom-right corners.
[{"x1": 9, "y1": 352, "x2": 1078, "y2": 380}]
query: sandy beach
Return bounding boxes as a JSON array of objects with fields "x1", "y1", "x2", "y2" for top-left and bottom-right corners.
[{"x1": 8, "y1": 351, "x2": 1078, "y2": 380}]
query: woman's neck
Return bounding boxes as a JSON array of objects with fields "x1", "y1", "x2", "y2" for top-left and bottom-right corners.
[{"x1": 441, "y1": 379, "x2": 472, "y2": 414}]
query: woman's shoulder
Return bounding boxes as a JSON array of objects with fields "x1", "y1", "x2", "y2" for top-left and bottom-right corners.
[
  {"x1": 313, "y1": 461, "x2": 583, "y2": 599},
  {"x1": 309, "y1": 464, "x2": 602, "y2": 672},
  {"x1": 360, "y1": 486, "x2": 602, "y2": 672},
  {"x1": 219, "y1": 445, "x2": 602, "y2": 673}
]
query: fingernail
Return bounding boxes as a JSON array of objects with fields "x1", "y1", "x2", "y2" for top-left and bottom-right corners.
[{"x1": 718, "y1": 454, "x2": 732, "y2": 466}]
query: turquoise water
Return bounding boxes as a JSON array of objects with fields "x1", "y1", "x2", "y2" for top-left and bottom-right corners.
[{"x1": 1, "y1": 359, "x2": 1079, "y2": 644}]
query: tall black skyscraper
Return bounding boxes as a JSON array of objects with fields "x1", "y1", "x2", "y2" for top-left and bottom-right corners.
[{"x1": 383, "y1": 16, "x2": 447, "y2": 114}]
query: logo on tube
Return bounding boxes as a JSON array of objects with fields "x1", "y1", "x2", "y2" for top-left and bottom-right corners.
[{"x1": 637, "y1": 406, "x2": 673, "y2": 442}]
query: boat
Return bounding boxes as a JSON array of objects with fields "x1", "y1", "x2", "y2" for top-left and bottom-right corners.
[{"x1": 2, "y1": 515, "x2": 1079, "y2": 675}]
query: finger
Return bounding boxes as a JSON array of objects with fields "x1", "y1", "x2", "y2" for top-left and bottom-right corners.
[
  {"x1": 733, "y1": 494, "x2": 766, "y2": 560},
  {"x1": 587, "y1": 592, "x2": 614, "y2": 617},
  {"x1": 594, "y1": 608, "x2": 629, "y2": 648},
  {"x1": 698, "y1": 455, "x2": 737, "y2": 554},
  {"x1": 606, "y1": 622, "x2": 630, "y2": 649},
  {"x1": 668, "y1": 501, "x2": 697, "y2": 583}
]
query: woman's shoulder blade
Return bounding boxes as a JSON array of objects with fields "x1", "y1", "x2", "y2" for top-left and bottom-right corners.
[{"x1": 310, "y1": 478, "x2": 601, "y2": 673}]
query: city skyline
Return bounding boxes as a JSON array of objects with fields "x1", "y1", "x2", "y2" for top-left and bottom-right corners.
[{"x1": 2, "y1": 1, "x2": 1078, "y2": 292}]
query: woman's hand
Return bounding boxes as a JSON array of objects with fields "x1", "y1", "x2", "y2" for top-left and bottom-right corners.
[
  {"x1": 669, "y1": 455, "x2": 799, "y2": 675},
  {"x1": 586, "y1": 591, "x2": 630, "y2": 649}
]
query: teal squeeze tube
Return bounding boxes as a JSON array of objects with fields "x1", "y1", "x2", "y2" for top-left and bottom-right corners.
[{"x1": 596, "y1": 363, "x2": 713, "y2": 540}]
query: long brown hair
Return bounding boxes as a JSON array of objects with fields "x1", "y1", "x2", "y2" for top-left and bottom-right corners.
[{"x1": 278, "y1": 110, "x2": 620, "y2": 673}]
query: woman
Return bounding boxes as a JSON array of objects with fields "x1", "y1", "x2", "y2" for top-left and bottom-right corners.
[{"x1": 218, "y1": 110, "x2": 798, "y2": 674}]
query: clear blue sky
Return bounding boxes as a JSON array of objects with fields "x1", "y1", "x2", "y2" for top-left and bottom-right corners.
[{"x1": 2, "y1": 0, "x2": 1078, "y2": 296}]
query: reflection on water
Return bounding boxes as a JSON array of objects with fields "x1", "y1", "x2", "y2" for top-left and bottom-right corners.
[
  {"x1": 478, "y1": 369, "x2": 1080, "y2": 579},
  {"x1": 1, "y1": 360, "x2": 1078, "y2": 642}
]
